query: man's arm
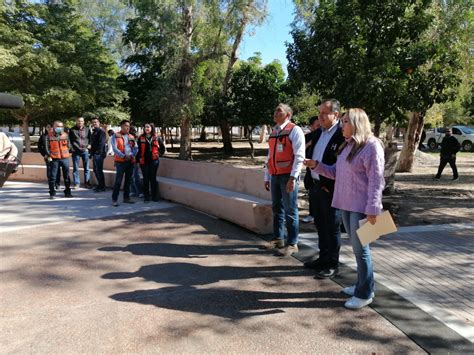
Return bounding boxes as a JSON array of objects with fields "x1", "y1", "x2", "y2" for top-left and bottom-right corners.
[
  {"x1": 111, "y1": 135, "x2": 125, "y2": 158},
  {"x1": 69, "y1": 129, "x2": 81, "y2": 152}
]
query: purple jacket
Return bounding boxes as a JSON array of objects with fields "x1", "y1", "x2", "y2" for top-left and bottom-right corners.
[{"x1": 313, "y1": 136, "x2": 385, "y2": 215}]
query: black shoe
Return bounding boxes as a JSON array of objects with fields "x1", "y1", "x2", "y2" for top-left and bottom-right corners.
[
  {"x1": 123, "y1": 199, "x2": 135, "y2": 204},
  {"x1": 64, "y1": 193, "x2": 73, "y2": 198},
  {"x1": 84, "y1": 181, "x2": 93, "y2": 189},
  {"x1": 94, "y1": 187, "x2": 106, "y2": 192},
  {"x1": 304, "y1": 258, "x2": 325, "y2": 271},
  {"x1": 453, "y1": 176, "x2": 459, "y2": 181},
  {"x1": 315, "y1": 267, "x2": 338, "y2": 279},
  {"x1": 433, "y1": 175, "x2": 440, "y2": 180},
  {"x1": 49, "y1": 194, "x2": 55, "y2": 200}
]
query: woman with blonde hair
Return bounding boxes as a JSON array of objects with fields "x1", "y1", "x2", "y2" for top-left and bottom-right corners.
[{"x1": 304, "y1": 108, "x2": 385, "y2": 309}]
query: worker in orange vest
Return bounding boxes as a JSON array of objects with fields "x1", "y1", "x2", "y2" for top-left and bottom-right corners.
[
  {"x1": 136, "y1": 123, "x2": 166, "y2": 202},
  {"x1": 110, "y1": 119, "x2": 138, "y2": 206},
  {"x1": 262, "y1": 103, "x2": 305, "y2": 257},
  {"x1": 45, "y1": 120, "x2": 73, "y2": 199}
]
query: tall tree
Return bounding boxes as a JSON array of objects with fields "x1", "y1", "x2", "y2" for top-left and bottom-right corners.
[
  {"x1": 0, "y1": 1, "x2": 125, "y2": 150},
  {"x1": 226, "y1": 56, "x2": 285, "y2": 158},
  {"x1": 288, "y1": 0, "x2": 469, "y2": 171},
  {"x1": 123, "y1": 0, "x2": 267, "y2": 159}
]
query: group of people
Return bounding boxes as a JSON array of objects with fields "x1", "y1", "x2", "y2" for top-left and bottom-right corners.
[
  {"x1": 38, "y1": 117, "x2": 165, "y2": 204},
  {"x1": 264, "y1": 100, "x2": 385, "y2": 310}
]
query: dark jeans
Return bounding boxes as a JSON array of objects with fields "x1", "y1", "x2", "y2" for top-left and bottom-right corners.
[
  {"x1": 92, "y1": 154, "x2": 106, "y2": 188},
  {"x1": 309, "y1": 181, "x2": 341, "y2": 267},
  {"x1": 48, "y1": 159, "x2": 71, "y2": 196},
  {"x1": 112, "y1": 161, "x2": 133, "y2": 201},
  {"x1": 130, "y1": 163, "x2": 142, "y2": 196},
  {"x1": 270, "y1": 174, "x2": 299, "y2": 245},
  {"x1": 141, "y1": 160, "x2": 159, "y2": 200},
  {"x1": 72, "y1": 151, "x2": 90, "y2": 185},
  {"x1": 436, "y1": 154, "x2": 458, "y2": 179},
  {"x1": 45, "y1": 157, "x2": 60, "y2": 186}
]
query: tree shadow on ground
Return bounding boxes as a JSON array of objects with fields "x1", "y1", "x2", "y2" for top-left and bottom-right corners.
[
  {"x1": 102, "y1": 262, "x2": 312, "y2": 286},
  {"x1": 99, "y1": 242, "x2": 267, "y2": 258},
  {"x1": 110, "y1": 285, "x2": 345, "y2": 320}
]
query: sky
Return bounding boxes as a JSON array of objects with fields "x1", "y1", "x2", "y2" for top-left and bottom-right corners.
[{"x1": 239, "y1": 0, "x2": 295, "y2": 74}]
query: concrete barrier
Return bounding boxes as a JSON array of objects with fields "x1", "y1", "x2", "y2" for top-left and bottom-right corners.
[
  {"x1": 10, "y1": 153, "x2": 273, "y2": 234},
  {"x1": 157, "y1": 159, "x2": 272, "y2": 234}
]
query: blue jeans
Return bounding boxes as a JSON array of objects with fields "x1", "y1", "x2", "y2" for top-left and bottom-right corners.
[
  {"x1": 140, "y1": 160, "x2": 159, "y2": 200},
  {"x1": 112, "y1": 161, "x2": 133, "y2": 201},
  {"x1": 92, "y1": 154, "x2": 106, "y2": 188},
  {"x1": 48, "y1": 159, "x2": 71, "y2": 196},
  {"x1": 309, "y1": 182, "x2": 341, "y2": 267},
  {"x1": 130, "y1": 163, "x2": 142, "y2": 196},
  {"x1": 270, "y1": 174, "x2": 299, "y2": 245},
  {"x1": 341, "y1": 210, "x2": 375, "y2": 299},
  {"x1": 72, "y1": 151, "x2": 90, "y2": 185}
]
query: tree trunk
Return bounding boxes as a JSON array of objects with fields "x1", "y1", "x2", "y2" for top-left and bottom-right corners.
[
  {"x1": 178, "y1": 4, "x2": 194, "y2": 160},
  {"x1": 383, "y1": 142, "x2": 399, "y2": 195},
  {"x1": 179, "y1": 118, "x2": 192, "y2": 160},
  {"x1": 397, "y1": 112, "x2": 425, "y2": 172},
  {"x1": 220, "y1": 121, "x2": 232, "y2": 155},
  {"x1": 219, "y1": 0, "x2": 255, "y2": 156},
  {"x1": 258, "y1": 125, "x2": 267, "y2": 143},
  {"x1": 21, "y1": 117, "x2": 31, "y2": 152},
  {"x1": 248, "y1": 126, "x2": 255, "y2": 159}
]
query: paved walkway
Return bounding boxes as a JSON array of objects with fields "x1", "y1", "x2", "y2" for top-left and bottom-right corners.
[
  {"x1": 300, "y1": 225, "x2": 474, "y2": 344},
  {"x1": 1, "y1": 182, "x2": 473, "y2": 353}
]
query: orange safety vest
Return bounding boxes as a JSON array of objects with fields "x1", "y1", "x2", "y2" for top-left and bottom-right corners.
[
  {"x1": 114, "y1": 132, "x2": 136, "y2": 163},
  {"x1": 267, "y1": 122, "x2": 296, "y2": 176},
  {"x1": 48, "y1": 132, "x2": 70, "y2": 159},
  {"x1": 138, "y1": 135, "x2": 160, "y2": 165}
]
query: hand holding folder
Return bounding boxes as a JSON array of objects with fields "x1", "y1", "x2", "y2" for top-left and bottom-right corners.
[{"x1": 356, "y1": 210, "x2": 397, "y2": 246}]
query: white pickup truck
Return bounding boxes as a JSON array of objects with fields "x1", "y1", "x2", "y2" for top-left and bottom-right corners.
[{"x1": 424, "y1": 126, "x2": 474, "y2": 152}]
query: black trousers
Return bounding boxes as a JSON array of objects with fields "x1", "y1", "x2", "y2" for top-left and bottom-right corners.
[
  {"x1": 140, "y1": 160, "x2": 159, "y2": 200},
  {"x1": 48, "y1": 159, "x2": 71, "y2": 196},
  {"x1": 309, "y1": 181, "x2": 342, "y2": 267},
  {"x1": 436, "y1": 154, "x2": 458, "y2": 179}
]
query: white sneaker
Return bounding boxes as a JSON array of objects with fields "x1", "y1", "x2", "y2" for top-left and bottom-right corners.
[
  {"x1": 344, "y1": 296, "x2": 373, "y2": 310},
  {"x1": 302, "y1": 215, "x2": 314, "y2": 223},
  {"x1": 342, "y1": 285, "x2": 375, "y2": 299}
]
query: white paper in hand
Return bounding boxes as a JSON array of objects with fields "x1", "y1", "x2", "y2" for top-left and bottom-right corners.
[{"x1": 356, "y1": 211, "x2": 397, "y2": 246}]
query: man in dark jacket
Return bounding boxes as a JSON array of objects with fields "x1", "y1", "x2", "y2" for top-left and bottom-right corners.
[
  {"x1": 304, "y1": 99, "x2": 345, "y2": 278},
  {"x1": 90, "y1": 117, "x2": 107, "y2": 192},
  {"x1": 69, "y1": 116, "x2": 92, "y2": 188},
  {"x1": 435, "y1": 128, "x2": 461, "y2": 180}
]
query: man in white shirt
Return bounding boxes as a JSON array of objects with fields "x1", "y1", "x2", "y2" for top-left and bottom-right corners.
[{"x1": 263, "y1": 103, "x2": 305, "y2": 256}]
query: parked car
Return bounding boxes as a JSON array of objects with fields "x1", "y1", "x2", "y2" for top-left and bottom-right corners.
[{"x1": 424, "y1": 125, "x2": 474, "y2": 152}]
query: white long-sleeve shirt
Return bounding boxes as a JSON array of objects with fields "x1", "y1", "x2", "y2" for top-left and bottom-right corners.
[{"x1": 264, "y1": 120, "x2": 305, "y2": 182}]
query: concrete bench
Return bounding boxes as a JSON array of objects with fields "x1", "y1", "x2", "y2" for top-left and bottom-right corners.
[{"x1": 157, "y1": 159, "x2": 272, "y2": 234}]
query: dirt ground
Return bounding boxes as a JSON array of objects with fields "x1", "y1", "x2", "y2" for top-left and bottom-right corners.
[{"x1": 166, "y1": 139, "x2": 474, "y2": 228}]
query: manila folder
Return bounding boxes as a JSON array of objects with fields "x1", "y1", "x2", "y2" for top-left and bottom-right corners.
[{"x1": 356, "y1": 210, "x2": 397, "y2": 246}]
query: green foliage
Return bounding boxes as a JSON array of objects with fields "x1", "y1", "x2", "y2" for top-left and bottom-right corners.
[
  {"x1": 288, "y1": 0, "x2": 470, "y2": 124},
  {"x1": 122, "y1": 1, "x2": 268, "y2": 128},
  {"x1": 226, "y1": 56, "x2": 285, "y2": 128},
  {"x1": 0, "y1": 1, "x2": 125, "y2": 126},
  {"x1": 71, "y1": 0, "x2": 135, "y2": 65},
  {"x1": 286, "y1": 85, "x2": 320, "y2": 125}
]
